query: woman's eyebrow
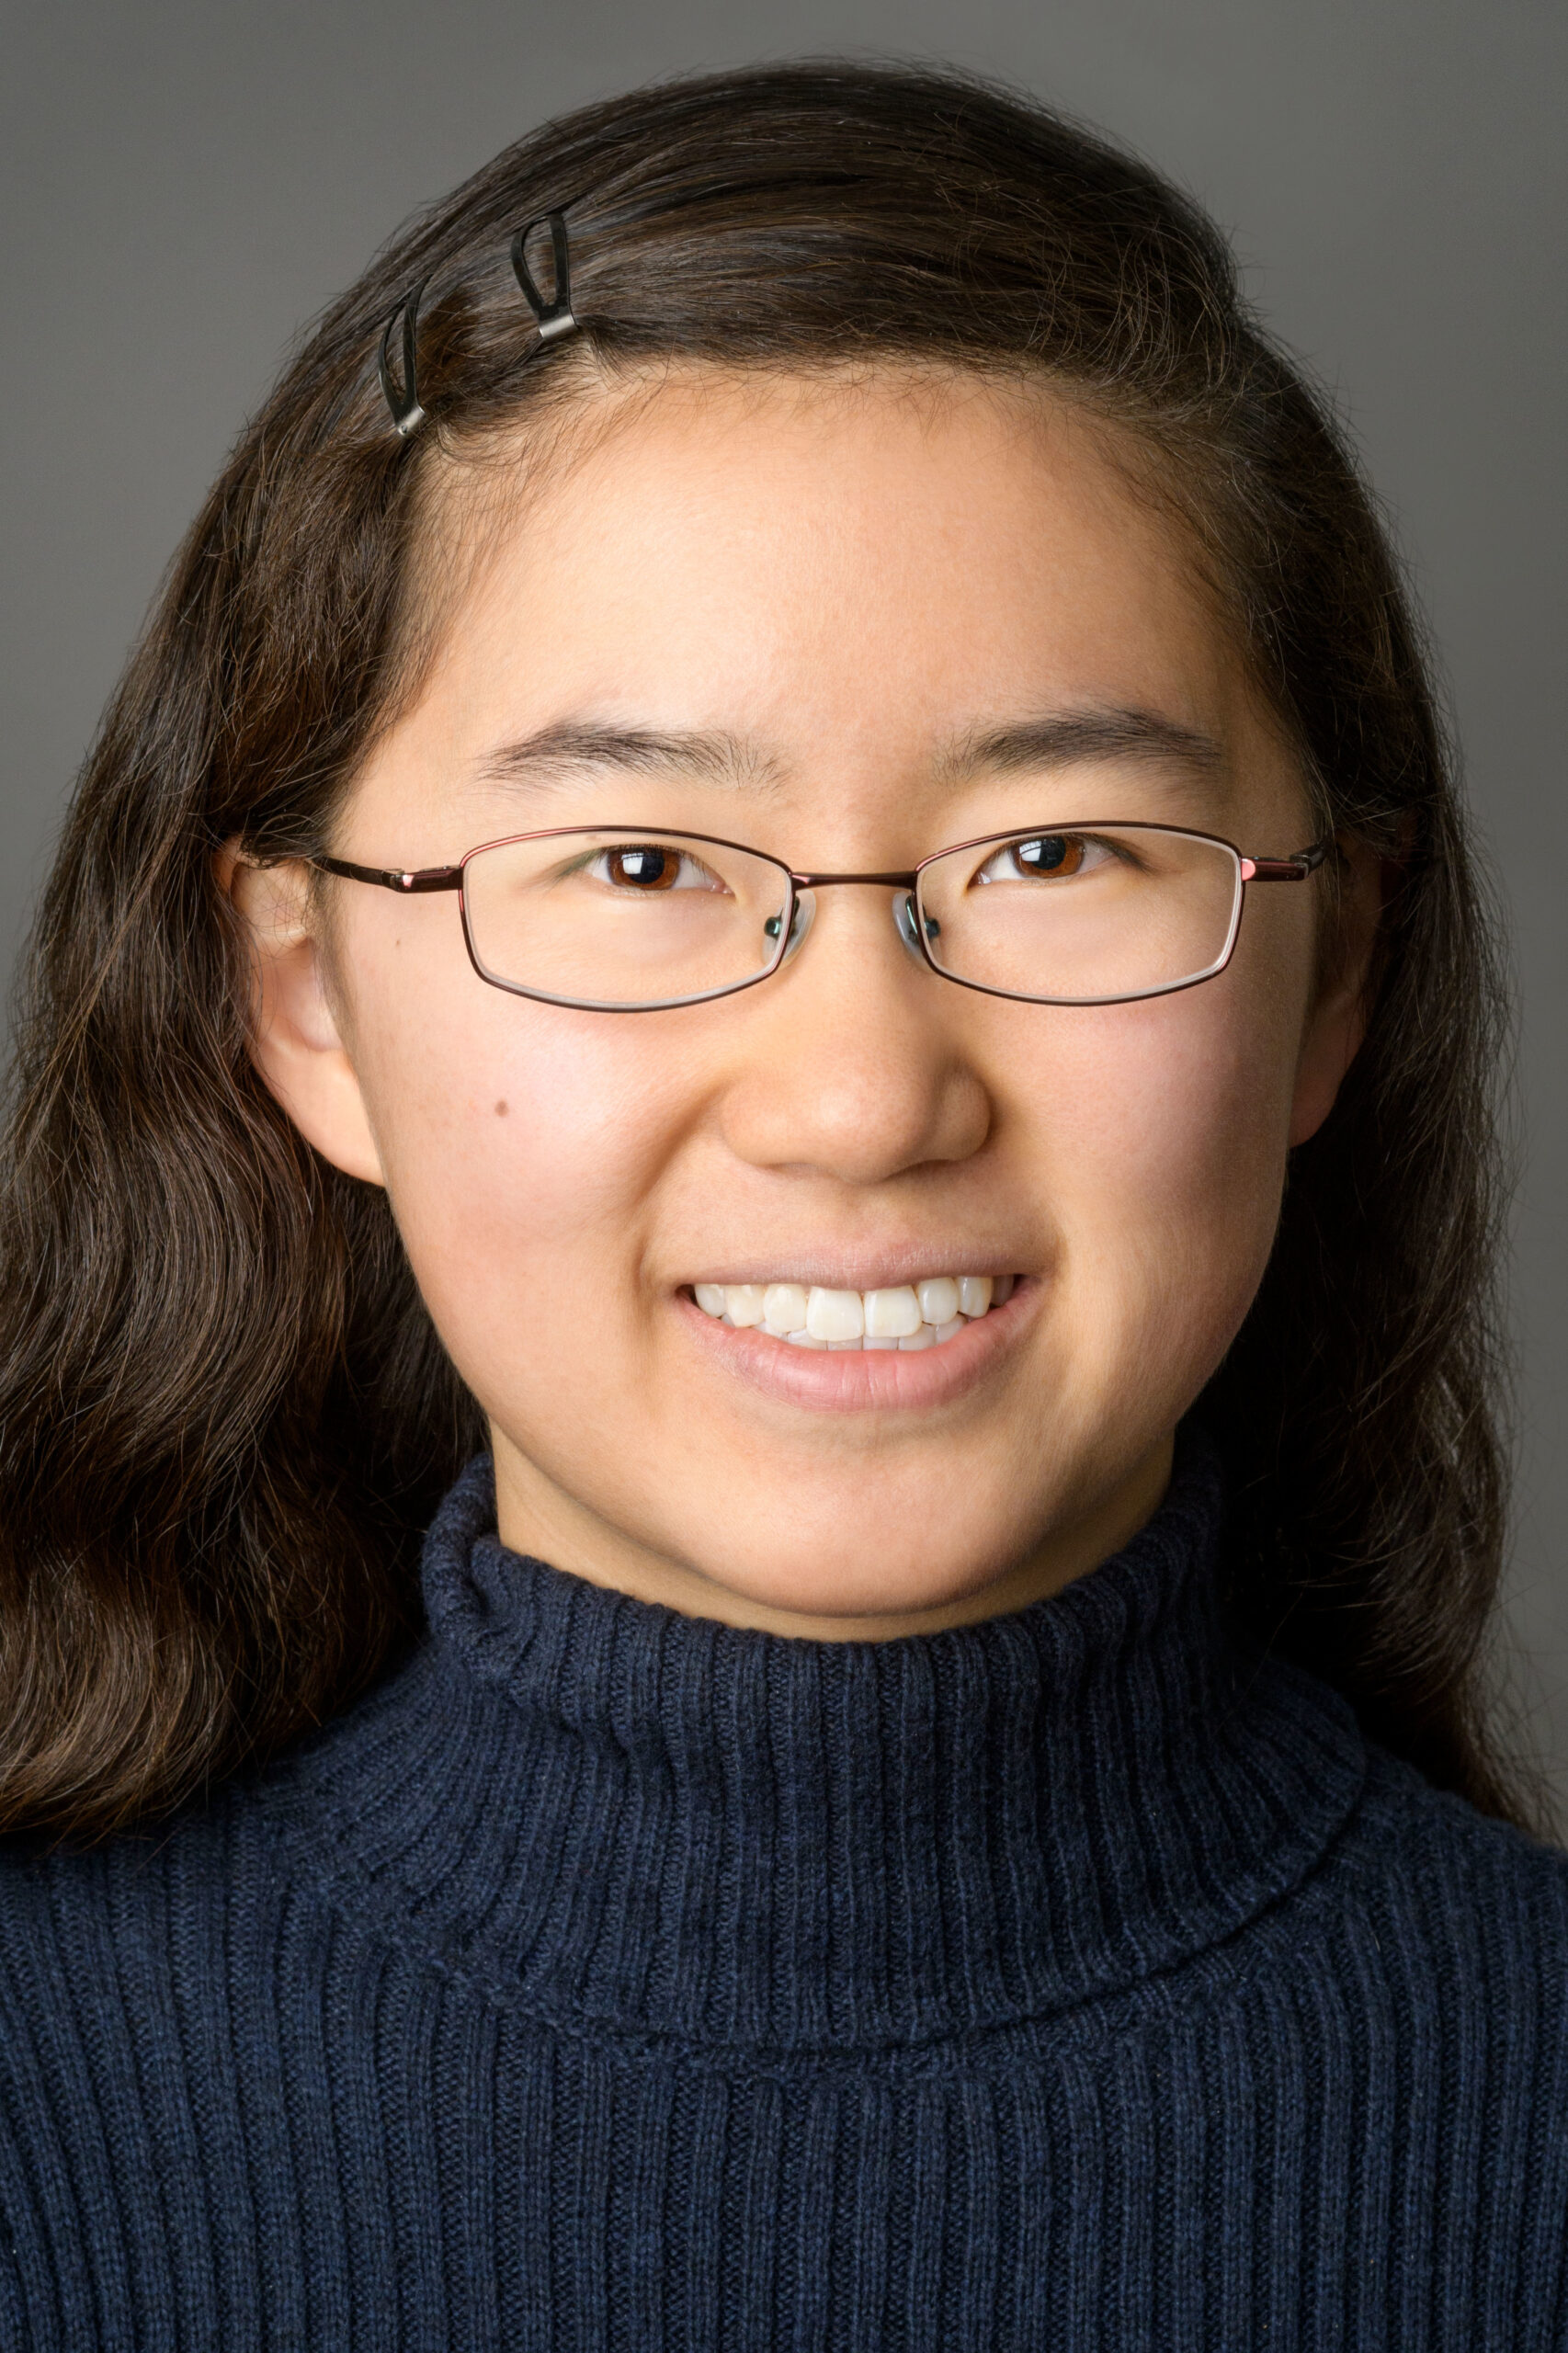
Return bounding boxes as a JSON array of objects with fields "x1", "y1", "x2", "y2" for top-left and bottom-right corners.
[
  {"x1": 477, "y1": 722, "x2": 780, "y2": 790},
  {"x1": 937, "y1": 707, "x2": 1226, "y2": 781},
  {"x1": 473, "y1": 709, "x2": 1223, "y2": 794}
]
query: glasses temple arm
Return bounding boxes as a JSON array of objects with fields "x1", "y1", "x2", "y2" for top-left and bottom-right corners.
[
  {"x1": 312, "y1": 857, "x2": 464, "y2": 893},
  {"x1": 1241, "y1": 837, "x2": 1333, "y2": 882}
]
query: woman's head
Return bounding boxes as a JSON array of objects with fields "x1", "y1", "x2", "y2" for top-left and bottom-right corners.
[
  {"x1": 237, "y1": 366, "x2": 1365, "y2": 1632},
  {"x1": 0, "y1": 62, "x2": 1520, "y2": 1834}
]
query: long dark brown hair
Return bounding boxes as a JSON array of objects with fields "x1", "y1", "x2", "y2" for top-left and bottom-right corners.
[{"x1": 0, "y1": 61, "x2": 1533, "y2": 1841}]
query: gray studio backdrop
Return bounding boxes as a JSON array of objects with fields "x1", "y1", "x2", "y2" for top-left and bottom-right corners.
[{"x1": 5, "y1": 1, "x2": 1565, "y2": 1813}]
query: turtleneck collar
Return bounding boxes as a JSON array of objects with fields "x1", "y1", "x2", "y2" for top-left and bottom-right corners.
[{"x1": 265, "y1": 1429, "x2": 1366, "y2": 2052}]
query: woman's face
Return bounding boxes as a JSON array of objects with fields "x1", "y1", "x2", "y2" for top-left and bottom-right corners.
[{"x1": 239, "y1": 373, "x2": 1369, "y2": 1633}]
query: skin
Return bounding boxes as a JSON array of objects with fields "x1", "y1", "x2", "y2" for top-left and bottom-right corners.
[{"x1": 227, "y1": 370, "x2": 1377, "y2": 1639}]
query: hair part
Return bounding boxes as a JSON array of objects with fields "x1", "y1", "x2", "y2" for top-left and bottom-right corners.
[{"x1": 0, "y1": 59, "x2": 1539, "y2": 1840}]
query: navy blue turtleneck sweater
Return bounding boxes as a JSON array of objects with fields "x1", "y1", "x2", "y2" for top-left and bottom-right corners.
[{"x1": 2, "y1": 1438, "x2": 1566, "y2": 2348}]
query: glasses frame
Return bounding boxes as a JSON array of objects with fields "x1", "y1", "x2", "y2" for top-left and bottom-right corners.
[{"x1": 312, "y1": 820, "x2": 1332, "y2": 1012}]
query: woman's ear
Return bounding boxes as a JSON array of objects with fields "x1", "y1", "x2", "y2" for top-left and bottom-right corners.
[
  {"x1": 1288, "y1": 833, "x2": 1386, "y2": 1148},
  {"x1": 216, "y1": 845, "x2": 386, "y2": 1187}
]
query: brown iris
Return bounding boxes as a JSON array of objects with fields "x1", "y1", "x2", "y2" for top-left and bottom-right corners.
[
  {"x1": 605, "y1": 845, "x2": 682, "y2": 890},
  {"x1": 1011, "y1": 834, "x2": 1085, "y2": 879}
]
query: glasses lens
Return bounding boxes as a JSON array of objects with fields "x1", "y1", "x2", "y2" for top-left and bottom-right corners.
[
  {"x1": 915, "y1": 825, "x2": 1242, "y2": 1003},
  {"x1": 460, "y1": 829, "x2": 794, "y2": 1008}
]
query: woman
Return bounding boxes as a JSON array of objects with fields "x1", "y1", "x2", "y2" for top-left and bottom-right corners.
[{"x1": 0, "y1": 59, "x2": 1562, "y2": 2349}]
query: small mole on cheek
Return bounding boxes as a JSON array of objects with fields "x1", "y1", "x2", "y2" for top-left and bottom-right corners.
[{"x1": 494, "y1": 1100, "x2": 509, "y2": 1118}]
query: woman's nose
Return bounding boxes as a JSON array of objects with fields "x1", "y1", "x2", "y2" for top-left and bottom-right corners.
[{"x1": 717, "y1": 886, "x2": 992, "y2": 1186}]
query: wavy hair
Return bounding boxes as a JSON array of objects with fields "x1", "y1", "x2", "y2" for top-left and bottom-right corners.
[{"x1": 0, "y1": 61, "x2": 1531, "y2": 1839}]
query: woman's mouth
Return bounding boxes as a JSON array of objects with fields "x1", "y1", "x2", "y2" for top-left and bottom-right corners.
[
  {"x1": 676, "y1": 1267, "x2": 1035, "y2": 1413},
  {"x1": 687, "y1": 1271, "x2": 1017, "y2": 1350}
]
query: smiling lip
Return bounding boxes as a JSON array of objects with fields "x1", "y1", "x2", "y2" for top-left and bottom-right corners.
[{"x1": 676, "y1": 1277, "x2": 1035, "y2": 1413}]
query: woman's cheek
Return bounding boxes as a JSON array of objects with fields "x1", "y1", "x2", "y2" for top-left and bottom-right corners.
[
  {"x1": 1038, "y1": 992, "x2": 1292, "y2": 1366},
  {"x1": 360, "y1": 996, "x2": 676, "y2": 1372}
]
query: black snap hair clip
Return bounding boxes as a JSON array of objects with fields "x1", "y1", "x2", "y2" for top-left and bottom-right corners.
[
  {"x1": 376, "y1": 210, "x2": 579, "y2": 439},
  {"x1": 510, "y1": 210, "x2": 577, "y2": 341},
  {"x1": 378, "y1": 278, "x2": 429, "y2": 439}
]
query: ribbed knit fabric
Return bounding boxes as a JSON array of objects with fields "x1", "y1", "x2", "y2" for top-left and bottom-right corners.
[{"x1": 2, "y1": 1432, "x2": 1566, "y2": 2349}]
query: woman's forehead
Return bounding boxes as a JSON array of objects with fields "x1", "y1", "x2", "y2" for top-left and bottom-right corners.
[
  {"x1": 386, "y1": 369, "x2": 1296, "y2": 830},
  {"x1": 456, "y1": 366, "x2": 1199, "y2": 627}
]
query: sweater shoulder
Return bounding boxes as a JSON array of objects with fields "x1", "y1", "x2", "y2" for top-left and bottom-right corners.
[
  {"x1": 1356, "y1": 1740, "x2": 1568, "y2": 1875},
  {"x1": 1332, "y1": 1740, "x2": 1568, "y2": 1978},
  {"x1": 0, "y1": 1791, "x2": 253, "y2": 2023}
]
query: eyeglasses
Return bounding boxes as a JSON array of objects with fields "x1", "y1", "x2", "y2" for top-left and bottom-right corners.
[{"x1": 313, "y1": 821, "x2": 1330, "y2": 1012}]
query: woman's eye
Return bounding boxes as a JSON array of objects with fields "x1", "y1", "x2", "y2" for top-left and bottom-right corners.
[
  {"x1": 972, "y1": 833, "x2": 1105, "y2": 885},
  {"x1": 591, "y1": 845, "x2": 722, "y2": 892}
]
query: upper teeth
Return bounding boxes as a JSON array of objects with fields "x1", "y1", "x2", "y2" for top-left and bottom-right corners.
[{"x1": 690, "y1": 1273, "x2": 1015, "y2": 1349}]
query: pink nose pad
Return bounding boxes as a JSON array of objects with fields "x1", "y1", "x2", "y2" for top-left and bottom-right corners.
[
  {"x1": 894, "y1": 891, "x2": 938, "y2": 959},
  {"x1": 778, "y1": 890, "x2": 816, "y2": 962}
]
